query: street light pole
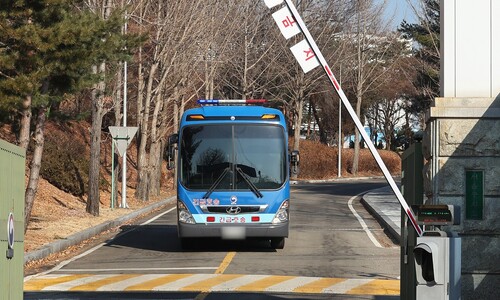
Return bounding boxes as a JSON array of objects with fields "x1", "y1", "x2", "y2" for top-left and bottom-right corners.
[
  {"x1": 121, "y1": 11, "x2": 128, "y2": 208},
  {"x1": 338, "y1": 65, "x2": 342, "y2": 178}
]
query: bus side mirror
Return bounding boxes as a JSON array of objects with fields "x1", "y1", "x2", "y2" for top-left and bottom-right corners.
[
  {"x1": 167, "y1": 133, "x2": 178, "y2": 170},
  {"x1": 290, "y1": 150, "x2": 300, "y2": 175},
  {"x1": 290, "y1": 150, "x2": 300, "y2": 165}
]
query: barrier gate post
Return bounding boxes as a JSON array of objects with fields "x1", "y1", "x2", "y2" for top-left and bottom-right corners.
[{"x1": 401, "y1": 141, "x2": 424, "y2": 300}]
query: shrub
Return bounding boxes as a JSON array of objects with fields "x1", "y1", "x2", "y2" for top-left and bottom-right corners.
[
  {"x1": 295, "y1": 139, "x2": 401, "y2": 179},
  {"x1": 41, "y1": 125, "x2": 89, "y2": 196}
]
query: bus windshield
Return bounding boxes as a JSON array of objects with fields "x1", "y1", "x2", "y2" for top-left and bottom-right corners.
[{"x1": 180, "y1": 124, "x2": 286, "y2": 191}]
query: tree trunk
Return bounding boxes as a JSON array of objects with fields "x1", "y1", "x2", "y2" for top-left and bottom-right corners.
[
  {"x1": 135, "y1": 62, "x2": 158, "y2": 200},
  {"x1": 291, "y1": 90, "x2": 304, "y2": 179},
  {"x1": 18, "y1": 95, "x2": 32, "y2": 149},
  {"x1": 87, "y1": 63, "x2": 106, "y2": 216},
  {"x1": 148, "y1": 138, "x2": 162, "y2": 196},
  {"x1": 311, "y1": 100, "x2": 327, "y2": 144},
  {"x1": 352, "y1": 93, "x2": 362, "y2": 176},
  {"x1": 24, "y1": 107, "x2": 46, "y2": 232},
  {"x1": 147, "y1": 91, "x2": 164, "y2": 197}
]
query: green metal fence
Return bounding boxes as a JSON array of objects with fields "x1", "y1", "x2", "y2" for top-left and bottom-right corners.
[{"x1": 0, "y1": 139, "x2": 25, "y2": 300}]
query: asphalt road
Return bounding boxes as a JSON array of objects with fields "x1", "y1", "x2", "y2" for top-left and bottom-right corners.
[{"x1": 25, "y1": 179, "x2": 400, "y2": 299}]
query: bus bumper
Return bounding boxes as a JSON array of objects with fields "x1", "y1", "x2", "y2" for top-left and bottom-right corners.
[{"x1": 178, "y1": 222, "x2": 289, "y2": 239}]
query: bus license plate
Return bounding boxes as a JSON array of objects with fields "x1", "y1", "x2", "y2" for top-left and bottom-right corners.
[{"x1": 219, "y1": 216, "x2": 247, "y2": 223}]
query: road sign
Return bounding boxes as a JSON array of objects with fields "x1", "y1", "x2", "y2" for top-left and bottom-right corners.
[
  {"x1": 263, "y1": 0, "x2": 423, "y2": 236},
  {"x1": 7, "y1": 212, "x2": 14, "y2": 249},
  {"x1": 264, "y1": 0, "x2": 283, "y2": 9},
  {"x1": 272, "y1": 6, "x2": 301, "y2": 39},
  {"x1": 108, "y1": 126, "x2": 138, "y2": 157},
  {"x1": 290, "y1": 39, "x2": 320, "y2": 73}
]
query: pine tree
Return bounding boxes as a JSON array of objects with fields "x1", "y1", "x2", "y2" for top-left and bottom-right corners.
[
  {"x1": 398, "y1": 0, "x2": 440, "y2": 113},
  {"x1": 0, "y1": 0, "x2": 138, "y2": 228}
]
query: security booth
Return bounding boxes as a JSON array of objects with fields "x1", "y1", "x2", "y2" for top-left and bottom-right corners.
[
  {"x1": 0, "y1": 139, "x2": 25, "y2": 300},
  {"x1": 412, "y1": 205, "x2": 462, "y2": 300}
]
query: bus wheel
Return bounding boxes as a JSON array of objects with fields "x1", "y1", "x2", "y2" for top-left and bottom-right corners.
[{"x1": 270, "y1": 237, "x2": 285, "y2": 249}]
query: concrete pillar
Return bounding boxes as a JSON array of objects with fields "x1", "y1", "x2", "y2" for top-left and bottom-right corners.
[{"x1": 422, "y1": 1, "x2": 500, "y2": 298}]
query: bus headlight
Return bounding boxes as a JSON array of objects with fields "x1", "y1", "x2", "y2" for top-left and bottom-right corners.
[
  {"x1": 272, "y1": 200, "x2": 289, "y2": 224},
  {"x1": 178, "y1": 201, "x2": 195, "y2": 224}
]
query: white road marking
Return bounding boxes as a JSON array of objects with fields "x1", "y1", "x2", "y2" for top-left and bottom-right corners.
[
  {"x1": 60, "y1": 267, "x2": 218, "y2": 272},
  {"x1": 348, "y1": 193, "x2": 383, "y2": 248}
]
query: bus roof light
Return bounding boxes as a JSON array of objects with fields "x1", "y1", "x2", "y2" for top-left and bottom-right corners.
[
  {"x1": 261, "y1": 114, "x2": 277, "y2": 119},
  {"x1": 187, "y1": 114, "x2": 205, "y2": 120},
  {"x1": 197, "y1": 99, "x2": 268, "y2": 106}
]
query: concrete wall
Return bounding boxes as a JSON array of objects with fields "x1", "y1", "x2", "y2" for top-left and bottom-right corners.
[
  {"x1": 441, "y1": 0, "x2": 500, "y2": 98},
  {"x1": 423, "y1": 1, "x2": 500, "y2": 298}
]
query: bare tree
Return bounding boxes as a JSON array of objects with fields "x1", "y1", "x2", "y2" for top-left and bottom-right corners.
[
  {"x1": 341, "y1": 0, "x2": 403, "y2": 175},
  {"x1": 133, "y1": 0, "x2": 213, "y2": 200},
  {"x1": 269, "y1": 0, "x2": 352, "y2": 178}
]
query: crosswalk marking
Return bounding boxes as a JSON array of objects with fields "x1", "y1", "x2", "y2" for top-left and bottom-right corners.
[
  {"x1": 235, "y1": 275, "x2": 292, "y2": 291},
  {"x1": 325, "y1": 278, "x2": 374, "y2": 294},
  {"x1": 47, "y1": 274, "x2": 116, "y2": 291},
  {"x1": 181, "y1": 274, "x2": 244, "y2": 291},
  {"x1": 347, "y1": 279, "x2": 400, "y2": 295},
  {"x1": 125, "y1": 274, "x2": 192, "y2": 291},
  {"x1": 24, "y1": 274, "x2": 92, "y2": 291},
  {"x1": 293, "y1": 277, "x2": 345, "y2": 293},
  {"x1": 70, "y1": 274, "x2": 140, "y2": 291},
  {"x1": 98, "y1": 274, "x2": 158, "y2": 291},
  {"x1": 153, "y1": 274, "x2": 217, "y2": 291},
  {"x1": 265, "y1": 276, "x2": 319, "y2": 292},
  {"x1": 207, "y1": 274, "x2": 269, "y2": 291},
  {"x1": 24, "y1": 273, "x2": 400, "y2": 295}
]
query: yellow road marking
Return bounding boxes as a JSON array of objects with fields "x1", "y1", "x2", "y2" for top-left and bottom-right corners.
[
  {"x1": 193, "y1": 252, "x2": 239, "y2": 300},
  {"x1": 236, "y1": 275, "x2": 293, "y2": 291},
  {"x1": 347, "y1": 279, "x2": 400, "y2": 295},
  {"x1": 70, "y1": 274, "x2": 141, "y2": 291},
  {"x1": 181, "y1": 274, "x2": 244, "y2": 291},
  {"x1": 293, "y1": 277, "x2": 346, "y2": 293},
  {"x1": 125, "y1": 274, "x2": 192, "y2": 291},
  {"x1": 216, "y1": 251, "x2": 236, "y2": 274},
  {"x1": 24, "y1": 274, "x2": 92, "y2": 291}
]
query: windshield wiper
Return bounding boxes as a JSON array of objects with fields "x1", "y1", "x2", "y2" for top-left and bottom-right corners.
[
  {"x1": 203, "y1": 167, "x2": 230, "y2": 199},
  {"x1": 236, "y1": 167, "x2": 263, "y2": 198}
]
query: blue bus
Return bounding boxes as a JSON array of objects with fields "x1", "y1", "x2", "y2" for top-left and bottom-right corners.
[{"x1": 167, "y1": 99, "x2": 299, "y2": 249}]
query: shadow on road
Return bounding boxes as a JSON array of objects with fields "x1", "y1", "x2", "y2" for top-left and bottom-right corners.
[{"x1": 105, "y1": 224, "x2": 277, "y2": 253}]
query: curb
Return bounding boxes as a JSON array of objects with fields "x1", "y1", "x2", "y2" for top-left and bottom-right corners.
[
  {"x1": 24, "y1": 196, "x2": 176, "y2": 265},
  {"x1": 361, "y1": 187, "x2": 401, "y2": 244},
  {"x1": 291, "y1": 176, "x2": 385, "y2": 184}
]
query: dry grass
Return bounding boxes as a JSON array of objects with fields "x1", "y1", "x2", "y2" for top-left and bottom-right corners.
[{"x1": 24, "y1": 177, "x2": 174, "y2": 253}]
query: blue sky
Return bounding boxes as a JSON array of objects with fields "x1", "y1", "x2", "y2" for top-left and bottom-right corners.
[{"x1": 385, "y1": 0, "x2": 418, "y2": 29}]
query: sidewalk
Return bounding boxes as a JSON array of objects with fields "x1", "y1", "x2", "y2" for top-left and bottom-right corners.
[{"x1": 361, "y1": 186, "x2": 402, "y2": 243}]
